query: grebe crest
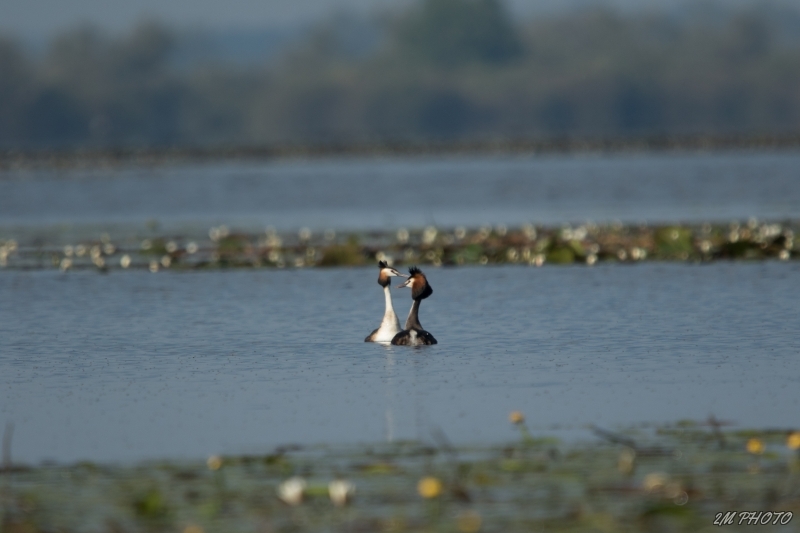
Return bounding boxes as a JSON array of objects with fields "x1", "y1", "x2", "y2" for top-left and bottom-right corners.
[{"x1": 365, "y1": 260, "x2": 406, "y2": 343}]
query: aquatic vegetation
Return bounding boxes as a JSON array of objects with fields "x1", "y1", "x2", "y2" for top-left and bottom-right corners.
[
  {"x1": 0, "y1": 220, "x2": 796, "y2": 271},
  {"x1": 318, "y1": 243, "x2": 366, "y2": 267},
  {"x1": 2, "y1": 422, "x2": 800, "y2": 532},
  {"x1": 216, "y1": 234, "x2": 249, "y2": 256},
  {"x1": 133, "y1": 487, "x2": 171, "y2": 521},
  {"x1": 546, "y1": 245, "x2": 576, "y2": 265},
  {"x1": 139, "y1": 238, "x2": 169, "y2": 256},
  {"x1": 654, "y1": 226, "x2": 694, "y2": 259}
]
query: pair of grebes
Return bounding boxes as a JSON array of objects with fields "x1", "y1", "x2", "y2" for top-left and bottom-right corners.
[{"x1": 365, "y1": 261, "x2": 437, "y2": 346}]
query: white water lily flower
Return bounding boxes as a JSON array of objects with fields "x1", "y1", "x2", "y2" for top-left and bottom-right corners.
[
  {"x1": 328, "y1": 479, "x2": 355, "y2": 507},
  {"x1": 277, "y1": 476, "x2": 306, "y2": 506},
  {"x1": 397, "y1": 228, "x2": 409, "y2": 243},
  {"x1": 422, "y1": 226, "x2": 438, "y2": 244}
]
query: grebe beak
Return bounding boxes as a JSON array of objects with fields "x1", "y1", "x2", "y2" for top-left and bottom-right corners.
[
  {"x1": 397, "y1": 277, "x2": 413, "y2": 289},
  {"x1": 389, "y1": 268, "x2": 408, "y2": 278}
]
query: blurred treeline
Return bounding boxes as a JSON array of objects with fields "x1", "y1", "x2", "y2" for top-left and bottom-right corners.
[{"x1": 2, "y1": 0, "x2": 800, "y2": 149}]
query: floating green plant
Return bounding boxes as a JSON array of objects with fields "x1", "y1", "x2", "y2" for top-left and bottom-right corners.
[
  {"x1": 654, "y1": 226, "x2": 694, "y2": 259},
  {"x1": 318, "y1": 243, "x2": 366, "y2": 267},
  {"x1": 1, "y1": 220, "x2": 796, "y2": 270},
  {"x1": 3, "y1": 419, "x2": 800, "y2": 532}
]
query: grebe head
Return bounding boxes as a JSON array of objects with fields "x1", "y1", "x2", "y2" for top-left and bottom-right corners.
[
  {"x1": 377, "y1": 260, "x2": 406, "y2": 287},
  {"x1": 397, "y1": 266, "x2": 433, "y2": 300}
]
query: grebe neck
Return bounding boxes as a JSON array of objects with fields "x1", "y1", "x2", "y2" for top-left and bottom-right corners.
[
  {"x1": 405, "y1": 299, "x2": 423, "y2": 331},
  {"x1": 383, "y1": 285, "x2": 399, "y2": 324}
]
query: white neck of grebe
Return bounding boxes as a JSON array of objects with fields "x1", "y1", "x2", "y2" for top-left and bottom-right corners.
[
  {"x1": 382, "y1": 285, "x2": 400, "y2": 327},
  {"x1": 404, "y1": 298, "x2": 423, "y2": 331}
]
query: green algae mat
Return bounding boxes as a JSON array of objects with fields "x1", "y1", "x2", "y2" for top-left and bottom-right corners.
[{"x1": 3, "y1": 420, "x2": 800, "y2": 532}]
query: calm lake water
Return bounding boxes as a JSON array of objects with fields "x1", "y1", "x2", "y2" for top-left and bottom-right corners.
[
  {"x1": 2, "y1": 262, "x2": 799, "y2": 464},
  {"x1": 2, "y1": 151, "x2": 800, "y2": 237}
]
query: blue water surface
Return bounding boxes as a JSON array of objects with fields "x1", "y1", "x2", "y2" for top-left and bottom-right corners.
[{"x1": 2, "y1": 262, "x2": 799, "y2": 463}]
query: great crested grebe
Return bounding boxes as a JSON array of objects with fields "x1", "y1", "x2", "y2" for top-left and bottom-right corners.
[
  {"x1": 391, "y1": 266, "x2": 438, "y2": 346},
  {"x1": 365, "y1": 261, "x2": 407, "y2": 343}
]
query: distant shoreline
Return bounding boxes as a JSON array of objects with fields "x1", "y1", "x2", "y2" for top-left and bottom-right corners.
[{"x1": 3, "y1": 134, "x2": 800, "y2": 170}]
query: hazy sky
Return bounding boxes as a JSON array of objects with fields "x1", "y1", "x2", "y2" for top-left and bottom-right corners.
[{"x1": 0, "y1": 0, "x2": 780, "y2": 40}]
